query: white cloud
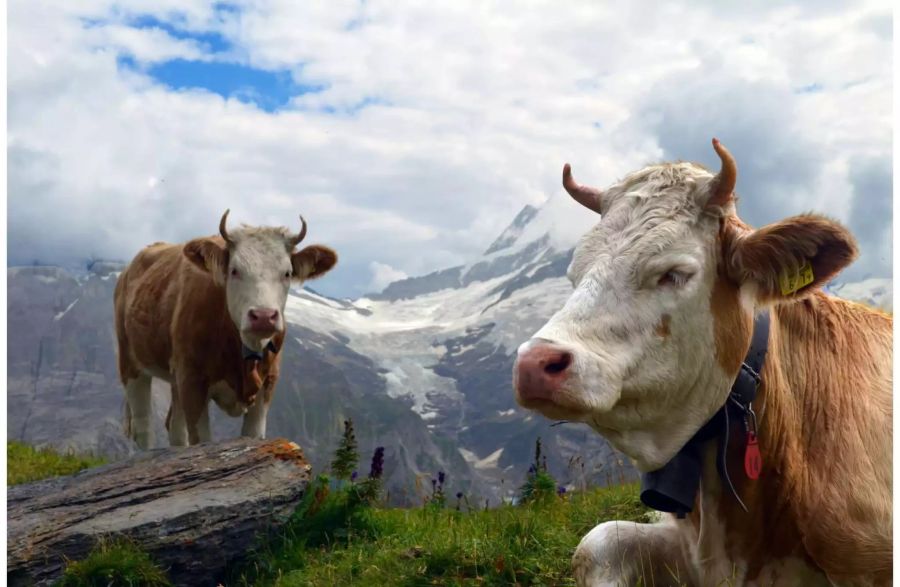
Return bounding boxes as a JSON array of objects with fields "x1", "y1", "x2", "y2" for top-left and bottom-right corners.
[
  {"x1": 6, "y1": 0, "x2": 893, "y2": 296},
  {"x1": 368, "y1": 261, "x2": 409, "y2": 293}
]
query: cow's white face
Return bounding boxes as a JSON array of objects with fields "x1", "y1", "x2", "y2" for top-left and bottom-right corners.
[
  {"x1": 184, "y1": 212, "x2": 338, "y2": 352},
  {"x1": 516, "y1": 164, "x2": 738, "y2": 471},
  {"x1": 514, "y1": 140, "x2": 857, "y2": 472}
]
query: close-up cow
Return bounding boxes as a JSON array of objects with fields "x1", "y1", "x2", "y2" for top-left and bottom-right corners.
[
  {"x1": 114, "y1": 211, "x2": 338, "y2": 448},
  {"x1": 513, "y1": 140, "x2": 892, "y2": 585}
]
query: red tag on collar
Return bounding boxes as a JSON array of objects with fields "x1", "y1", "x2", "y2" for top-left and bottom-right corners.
[{"x1": 744, "y1": 432, "x2": 762, "y2": 480}]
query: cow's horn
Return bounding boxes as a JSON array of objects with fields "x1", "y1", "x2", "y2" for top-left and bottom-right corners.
[
  {"x1": 563, "y1": 164, "x2": 603, "y2": 214},
  {"x1": 289, "y1": 215, "x2": 308, "y2": 247},
  {"x1": 219, "y1": 209, "x2": 234, "y2": 245},
  {"x1": 709, "y1": 138, "x2": 737, "y2": 208}
]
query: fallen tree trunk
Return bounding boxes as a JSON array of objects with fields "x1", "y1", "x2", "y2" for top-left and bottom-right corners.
[{"x1": 8, "y1": 438, "x2": 312, "y2": 586}]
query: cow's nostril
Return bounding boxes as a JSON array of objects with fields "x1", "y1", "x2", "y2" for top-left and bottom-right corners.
[
  {"x1": 544, "y1": 352, "x2": 572, "y2": 375},
  {"x1": 270, "y1": 310, "x2": 279, "y2": 322},
  {"x1": 248, "y1": 310, "x2": 258, "y2": 321}
]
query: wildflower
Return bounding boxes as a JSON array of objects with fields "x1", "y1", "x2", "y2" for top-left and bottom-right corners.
[
  {"x1": 438, "y1": 471, "x2": 446, "y2": 485},
  {"x1": 557, "y1": 485, "x2": 567, "y2": 496},
  {"x1": 351, "y1": 471, "x2": 358, "y2": 482},
  {"x1": 368, "y1": 446, "x2": 385, "y2": 479}
]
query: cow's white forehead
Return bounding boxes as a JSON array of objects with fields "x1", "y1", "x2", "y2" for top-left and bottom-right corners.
[
  {"x1": 568, "y1": 162, "x2": 721, "y2": 283},
  {"x1": 228, "y1": 226, "x2": 293, "y2": 270}
]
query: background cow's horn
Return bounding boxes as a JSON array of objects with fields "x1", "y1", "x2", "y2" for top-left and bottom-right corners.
[
  {"x1": 289, "y1": 215, "x2": 308, "y2": 248},
  {"x1": 219, "y1": 209, "x2": 234, "y2": 245},
  {"x1": 563, "y1": 163, "x2": 603, "y2": 214},
  {"x1": 709, "y1": 138, "x2": 737, "y2": 208}
]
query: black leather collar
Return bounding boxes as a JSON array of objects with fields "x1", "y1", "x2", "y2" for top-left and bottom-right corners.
[
  {"x1": 640, "y1": 310, "x2": 770, "y2": 518},
  {"x1": 241, "y1": 339, "x2": 279, "y2": 362}
]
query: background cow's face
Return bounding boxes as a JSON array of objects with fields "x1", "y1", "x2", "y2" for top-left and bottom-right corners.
[
  {"x1": 184, "y1": 212, "x2": 338, "y2": 351},
  {"x1": 514, "y1": 140, "x2": 857, "y2": 471}
]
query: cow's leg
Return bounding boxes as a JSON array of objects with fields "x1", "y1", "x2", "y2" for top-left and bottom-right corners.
[
  {"x1": 572, "y1": 518, "x2": 693, "y2": 587},
  {"x1": 196, "y1": 402, "x2": 212, "y2": 443},
  {"x1": 124, "y1": 374, "x2": 154, "y2": 450},
  {"x1": 240, "y1": 398, "x2": 270, "y2": 439},
  {"x1": 175, "y1": 373, "x2": 209, "y2": 446},
  {"x1": 167, "y1": 380, "x2": 189, "y2": 447}
]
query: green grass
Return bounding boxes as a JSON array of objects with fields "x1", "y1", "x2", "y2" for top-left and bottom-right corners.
[
  {"x1": 231, "y1": 479, "x2": 652, "y2": 586},
  {"x1": 7, "y1": 441, "x2": 107, "y2": 486},
  {"x1": 54, "y1": 539, "x2": 171, "y2": 587},
  {"x1": 9, "y1": 442, "x2": 651, "y2": 586}
]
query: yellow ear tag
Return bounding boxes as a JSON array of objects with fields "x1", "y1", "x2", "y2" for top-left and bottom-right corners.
[{"x1": 779, "y1": 261, "x2": 815, "y2": 295}]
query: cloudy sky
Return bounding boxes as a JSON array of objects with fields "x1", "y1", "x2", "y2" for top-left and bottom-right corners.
[{"x1": 8, "y1": 1, "x2": 892, "y2": 298}]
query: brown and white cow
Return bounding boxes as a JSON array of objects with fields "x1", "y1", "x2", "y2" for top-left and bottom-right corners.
[
  {"x1": 513, "y1": 140, "x2": 892, "y2": 586},
  {"x1": 114, "y1": 211, "x2": 337, "y2": 448}
]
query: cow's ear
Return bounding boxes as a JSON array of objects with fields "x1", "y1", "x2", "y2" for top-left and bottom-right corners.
[
  {"x1": 723, "y1": 214, "x2": 858, "y2": 303},
  {"x1": 184, "y1": 238, "x2": 229, "y2": 285},
  {"x1": 291, "y1": 245, "x2": 338, "y2": 281}
]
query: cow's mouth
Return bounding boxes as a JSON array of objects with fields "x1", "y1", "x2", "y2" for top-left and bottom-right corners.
[{"x1": 516, "y1": 394, "x2": 590, "y2": 421}]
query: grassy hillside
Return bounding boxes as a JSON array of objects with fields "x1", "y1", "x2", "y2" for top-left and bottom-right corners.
[
  {"x1": 7, "y1": 440, "x2": 106, "y2": 485},
  {"x1": 230, "y1": 479, "x2": 650, "y2": 586},
  {"x1": 8, "y1": 435, "x2": 649, "y2": 586}
]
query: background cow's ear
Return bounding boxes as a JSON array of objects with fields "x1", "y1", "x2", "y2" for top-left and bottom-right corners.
[
  {"x1": 724, "y1": 214, "x2": 858, "y2": 303},
  {"x1": 183, "y1": 238, "x2": 229, "y2": 285},
  {"x1": 291, "y1": 245, "x2": 338, "y2": 281}
]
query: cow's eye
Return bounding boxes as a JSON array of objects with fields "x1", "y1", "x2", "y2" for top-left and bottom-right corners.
[
  {"x1": 230, "y1": 268, "x2": 240, "y2": 278},
  {"x1": 284, "y1": 270, "x2": 291, "y2": 279},
  {"x1": 658, "y1": 270, "x2": 691, "y2": 287}
]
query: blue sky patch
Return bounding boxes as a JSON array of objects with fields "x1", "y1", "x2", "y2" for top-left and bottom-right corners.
[
  {"x1": 129, "y1": 14, "x2": 232, "y2": 53},
  {"x1": 118, "y1": 56, "x2": 325, "y2": 112},
  {"x1": 796, "y1": 82, "x2": 823, "y2": 93}
]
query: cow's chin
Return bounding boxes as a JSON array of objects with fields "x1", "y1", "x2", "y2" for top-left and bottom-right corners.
[
  {"x1": 517, "y1": 398, "x2": 588, "y2": 422},
  {"x1": 240, "y1": 330, "x2": 279, "y2": 352}
]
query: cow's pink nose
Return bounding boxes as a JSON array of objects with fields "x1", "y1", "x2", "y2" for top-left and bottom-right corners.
[
  {"x1": 247, "y1": 308, "x2": 279, "y2": 332},
  {"x1": 514, "y1": 342, "x2": 573, "y2": 403}
]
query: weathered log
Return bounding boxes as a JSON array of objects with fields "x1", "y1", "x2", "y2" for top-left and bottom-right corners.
[{"x1": 7, "y1": 438, "x2": 311, "y2": 586}]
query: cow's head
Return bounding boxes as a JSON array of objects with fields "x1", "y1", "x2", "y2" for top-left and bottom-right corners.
[
  {"x1": 513, "y1": 139, "x2": 858, "y2": 471},
  {"x1": 183, "y1": 211, "x2": 337, "y2": 351}
]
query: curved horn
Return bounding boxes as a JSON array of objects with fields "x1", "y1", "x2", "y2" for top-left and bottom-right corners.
[
  {"x1": 708, "y1": 138, "x2": 737, "y2": 208},
  {"x1": 288, "y1": 215, "x2": 308, "y2": 248},
  {"x1": 563, "y1": 163, "x2": 603, "y2": 214},
  {"x1": 219, "y1": 209, "x2": 234, "y2": 245}
]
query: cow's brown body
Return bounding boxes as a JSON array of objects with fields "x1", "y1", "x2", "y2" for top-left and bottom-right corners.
[
  {"x1": 514, "y1": 141, "x2": 892, "y2": 585},
  {"x1": 115, "y1": 237, "x2": 284, "y2": 447},
  {"x1": 707, "y1": 287, "x2": 892, "y2": 583}
]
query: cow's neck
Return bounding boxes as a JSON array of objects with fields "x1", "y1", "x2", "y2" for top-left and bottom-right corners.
[{"x1": 691, "y1": 292, "x2": 892, "y2": 580}]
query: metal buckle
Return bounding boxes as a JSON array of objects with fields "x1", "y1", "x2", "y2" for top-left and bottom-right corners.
[
  {"x1": 740, "y1": 362, "x2": 761, "y2": 386},
  {"x1": 744, "y1": 403, "x2": 758, "y2": 437}
]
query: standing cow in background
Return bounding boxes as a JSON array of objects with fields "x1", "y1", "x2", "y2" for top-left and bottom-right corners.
[
  {"x1": 513, "y1": 140, "x2": 891, "y2": 585},
  {"x1": 115, "y1": 211, "x2": 337, "y2": 448}
]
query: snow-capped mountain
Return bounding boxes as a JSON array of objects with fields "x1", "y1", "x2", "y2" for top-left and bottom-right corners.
[{"x1": 6, "y1": 196, "x2": 891, "y2": 504}]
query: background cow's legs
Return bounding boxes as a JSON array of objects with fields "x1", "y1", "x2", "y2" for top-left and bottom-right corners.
[
  {"x1": 167, "y1": 380, "x2": 189, "y2": 446},
  {"x1": 572, "y1": 518, "x2": 693, "y2": 587},
  {"x1": 197, "y1": 403, "x2": 212, "y2": 443},
  {"x1": 124, "y1": 374, "x2": 153, "y2": 449},
  {"x1": 240, "y1": 398, "x2": 269, "y2": 439},
  {"x1": 176, "y1": 373, "x2": 209, "y2": 445}
]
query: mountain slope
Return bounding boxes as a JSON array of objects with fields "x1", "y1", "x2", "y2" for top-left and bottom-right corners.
[{"x1": 6, "y1": 198, "x2": 891, "y2": 504}]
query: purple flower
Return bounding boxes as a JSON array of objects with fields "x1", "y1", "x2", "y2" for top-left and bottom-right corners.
[
  {"x1": 438, "y1": 471, "x2": 446, "y2": 485},
  {"x1": 351, "y1": 471, "x2": 358, "y2": 481},
  {"x1": 369, "y1": 447, "x2": 385, "y2": 479},
  {"x1": 456, "y1": 492, "x2": 463, "y2": 499},
  {"x1": 557, "y1": 485, "x2": 567, "y2": 495},
  {"x1": 431, "y1": 478, "x2": 437, "y2": 489}
]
